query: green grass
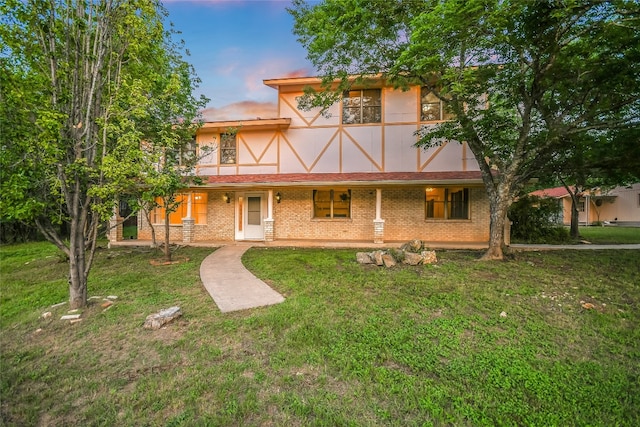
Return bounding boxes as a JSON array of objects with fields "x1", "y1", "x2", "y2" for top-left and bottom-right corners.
[
  {"x1": 1, "y1": 242, "x2": 639, "y2": 426},
  {"x1": 579, "y1": 226, "x2": 640, "y2": 244}
]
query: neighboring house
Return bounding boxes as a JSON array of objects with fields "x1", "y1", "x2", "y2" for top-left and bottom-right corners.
[
  {"x1": 530, "y1": 184, "x2": 640, "y2": 226},
  {"x1": 111, "y1": 76, "x2": 492, "y2": 245}
]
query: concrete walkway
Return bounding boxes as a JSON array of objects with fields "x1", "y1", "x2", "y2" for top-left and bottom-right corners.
[{"x1": 199, "y1": 244, "x2": 285, "y2": 313}]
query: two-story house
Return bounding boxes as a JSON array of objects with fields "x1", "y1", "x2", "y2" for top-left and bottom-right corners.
[{"x1": 118, "y1": 76, "x2": 491, "y2": 245}]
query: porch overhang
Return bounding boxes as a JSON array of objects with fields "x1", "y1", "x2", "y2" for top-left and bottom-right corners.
[
  {"x1": 198, "y1": 171, "x2": 484, "y2": 189},
  {"x1": 199, "y1": 118, "x2": 291, "y2": 132}
]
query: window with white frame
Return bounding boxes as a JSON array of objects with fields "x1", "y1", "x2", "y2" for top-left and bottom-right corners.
[
  {"x1": 220, "y1": 133, "x2": 236, "y2": 164},
  {"x1": 313, "y1": 189, "x2": 351, "y2": 218},
  {"x1": 420, "y1": 88, "x2": 454, "y2": 122},
  {"x1": 342, "y1": 89, "x2": 381, "y2": 124},
  {"x1": 425, "y1": 187, "x2": 469, "y2": 220}
]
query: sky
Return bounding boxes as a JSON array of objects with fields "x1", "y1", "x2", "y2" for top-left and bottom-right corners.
[{"x1": 163, "y1": 0, "x2": 317, "y2": 121}]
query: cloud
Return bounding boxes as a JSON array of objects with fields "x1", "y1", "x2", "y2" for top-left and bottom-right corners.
[
  {"x1": 279, "y1": 68, "x2": 311, "y2": 78},
  {"x1": 200, "y1": 101, "x2": 278, "y2": 121}
]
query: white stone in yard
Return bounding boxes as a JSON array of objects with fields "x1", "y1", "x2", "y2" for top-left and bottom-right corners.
[{"x1": 144, "y1": 306, "x2": 182, "y2": 330}]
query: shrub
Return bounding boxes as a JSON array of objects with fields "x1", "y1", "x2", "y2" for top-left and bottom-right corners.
[{"x1": 509, "y1": 196, "x2": 571, "y2": 244}]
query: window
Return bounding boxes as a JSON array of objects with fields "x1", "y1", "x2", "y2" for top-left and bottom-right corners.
[
  {"x1": 313, "y1": 189, "x2": 351, "y2": 218},
  {"x1": 425, "y1": 187, "x2": 469, "y2": 220},
  {"x1": 342, "y1": 89, "x2": 381, "y2": 124},
  {"x1": 421, "y1": 88, "x2": 454, "y2": 122},
  {"x1": 179, "y1": 138, "x2": 197, "y2": 166},
  {"x1": 152, "y1": 193, "x2": 207, "y2": 224},
  {"x1": 220, "y1": 133, "x2": 236, "y2": 164},
  {"x1": 578, "y1": 200, "x2": 585, "y2": 212},
  {"x1": 166, "y1": 138, "x2": 197, "y2": 166}
]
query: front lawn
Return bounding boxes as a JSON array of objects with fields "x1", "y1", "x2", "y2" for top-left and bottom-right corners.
[
  {"x1": 1, "y1": 242, "x2": 638, "y2": 425},
  {"x1": 579, "y1": 226, "x2": 640, "y2": 244}
]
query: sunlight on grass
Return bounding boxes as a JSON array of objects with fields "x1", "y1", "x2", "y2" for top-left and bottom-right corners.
[{"x1": 1, "y1": 242, "x2": 639, "y2": 425}]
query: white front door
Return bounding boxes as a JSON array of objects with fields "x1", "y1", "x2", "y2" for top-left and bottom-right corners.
[{"x1": 244, "y1": 194, "x2": 264, "y2": 240}]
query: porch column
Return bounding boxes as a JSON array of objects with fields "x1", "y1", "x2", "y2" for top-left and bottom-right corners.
[
  {"x1": 264, "y1": 189, "x2": 275, "y2": 242},
  {"x1": 108, "y1": 203, "x2": 123, "y2": 245},
  {"x1": 186, "y1": 192, "x2": 193, "y2": 218},
  {"x1": 183, "y1": 193, "x2": 195, "y2": 243},
  {"x1": 267, "y1": 189, "x2": 274, "y2": 220},
  {"x1": 373, "y1": 188, "x2": 385, "y2": 244}
]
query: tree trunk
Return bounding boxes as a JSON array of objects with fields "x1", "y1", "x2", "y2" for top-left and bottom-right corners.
[
  {"x1": 163, "y1": 208, "x2": 172, "y2": 262},
  {"x1": 68, "y1": 216, "x2": 88, "y2": 309},
  {"x1": 143, "y1": 208, "x2": 157, "y2": 248},
  {"x1": 563, "y1": 183, "x2": 580, "y2": 239},
  {"x1": 570, "y1": 197, "x2": 580, "y2": 239},
  {"x1": 481, "y1": 195, "x2": 509, "y2": 260}
]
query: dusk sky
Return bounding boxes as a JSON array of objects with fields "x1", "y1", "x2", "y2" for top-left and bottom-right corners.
[{"x1": 163, "y1": 0, "x2": 318, "y2": 121}]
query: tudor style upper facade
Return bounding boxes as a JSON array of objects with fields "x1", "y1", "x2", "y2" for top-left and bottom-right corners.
[
  {"x1": 193, "y1": 77, "x2": 478, "y2": 178},
  {"x1": 122, "y1": 76, "x2": 491, "y2": 245}
]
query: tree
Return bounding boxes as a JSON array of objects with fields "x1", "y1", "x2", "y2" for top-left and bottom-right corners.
[
  {"x1": 0, "y1": 0, "x2": 206, "y2": 308},
  {"x1": 540, "y1": 124, "x2": 640, "y2": 238},
  {"x1": 289, "y1": 0, "x2": 640, "y2": 259},
  {"x1": 134, "y1": 135, "x2": 215, "y2": 263}
]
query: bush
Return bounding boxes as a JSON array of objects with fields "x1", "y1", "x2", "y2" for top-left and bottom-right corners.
[
  {"x1": 0, "y1": 220, "x2": 42, "y2": 244},
  {"x1": 509, "y1": 196, "x2": 571, "y2": 244}
]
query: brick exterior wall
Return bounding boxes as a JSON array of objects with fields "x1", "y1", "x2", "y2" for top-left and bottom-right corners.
[
  {"x1": 135, "y1": 187, "x2": 490, "y2": 244},
  {"x1": 137, "y1": 191, "x2": 235, "y2": 243},
  {"x1": 382, "y1": 186, "x2": 489, "y2": 242},
  {"x1": 273, "y1": 188, "x2": 376, "y2": 241}
]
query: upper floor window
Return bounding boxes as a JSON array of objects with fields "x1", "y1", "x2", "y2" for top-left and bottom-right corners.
[
  {"x1": 342, "y1": 89, "x2": 381, "y2": 124},
  {"x1": 313, "y1": 189, "x2": 351, "y2": 218},
  {"x1": 421, "y1": 88, "x2": 454, "y2": 122},
  {"x1": 425, "y1": 187, "x2": 469, "y2": 220},
  {"x1": 178, "y1": 138, "x2": 197, "y2": 166},
  {"x1": 164, "y1": 138, "x2": 196, "y2": 166},
  {"x1": 220, "y1": 133, "x2": 236, "y2": 164}
]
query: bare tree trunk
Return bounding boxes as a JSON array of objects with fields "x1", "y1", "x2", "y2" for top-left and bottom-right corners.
[
  {"x1": 143, "y1": 208, "x2": 157, "y2": 248},
  {"x1": 561, "y1": 180, "x2": 581, "y2": 239},
  {"x1": 481, "y1": 195, "x2": 509, "y2": 260},
  {"x1": 68, "y1": 225, "x2": 88, "y2": 309},
  {"x1": 164, "y1": 207, "x2": 172, "y2": 262}
]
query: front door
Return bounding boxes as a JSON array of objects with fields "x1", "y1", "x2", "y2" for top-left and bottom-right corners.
[{"x1": 244, "y1": 194, "x2": 264, "y2": 240}]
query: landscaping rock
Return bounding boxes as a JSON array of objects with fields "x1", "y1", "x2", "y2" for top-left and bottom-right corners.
[
  {"x1": 403, "y1": 252, "x2": 424, "y2": 266},
  {"x1": 356, "y1": 252, "x2": 374, "y2": 264},
  {"x1": 373, "y1": 251, "x2": 385, "y2": 266},
  {"x1": 41, "y1": 312, "x2": 52, "y2": 320},
  {"x1": 421, "y1": 250, "x2": 437, "y2": 265},
  {"x1": 144, "y1": 306, "x2": 182, "y2": 330},
  {"x1": 400, "y1": 239, "x2": 424, "y2": 253},
  {"x1": 356, "y1": 245, "x2": 438, "y2": 268},
  {"x1": 61, "y1": 314, "x2": 81, "y2": 320},
  {"x1": 382, "y1": 254, "x2": 396, "y2": 268}
]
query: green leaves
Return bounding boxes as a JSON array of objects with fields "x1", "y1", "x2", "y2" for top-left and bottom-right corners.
[{"x1": 1, "y1": 0, "x2": 208, "y2": 303}]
